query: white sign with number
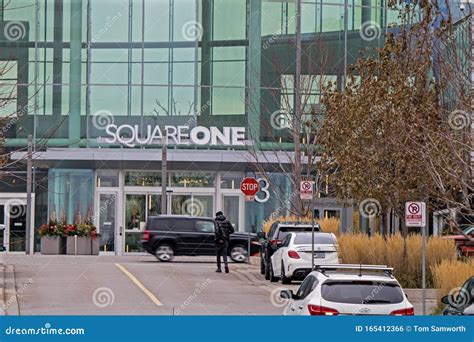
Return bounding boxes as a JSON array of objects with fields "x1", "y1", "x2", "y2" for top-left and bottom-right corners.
[
  {"x1": 300, "y1": 181, "x2": 314, "y2": 201},
  {"x1": 405, "y1": 202, "x2": 426, "y2": 227}
]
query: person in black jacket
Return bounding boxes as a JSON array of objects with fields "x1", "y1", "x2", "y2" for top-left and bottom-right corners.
[{"x1": 214, "y1": 211, "x2": 234, "y2": 273}]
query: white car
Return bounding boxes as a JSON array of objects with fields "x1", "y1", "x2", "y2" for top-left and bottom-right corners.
[
  {"x1": 281, "y1": 264, "x2": 414, "y2": 316},
  {"x1": 269, "y1": 232, "x2": 339, "y2": 284}
]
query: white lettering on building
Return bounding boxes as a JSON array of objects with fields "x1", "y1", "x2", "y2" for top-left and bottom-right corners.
[{"x1": 105, "y1": 125, "x2": 246, "y2": 147}]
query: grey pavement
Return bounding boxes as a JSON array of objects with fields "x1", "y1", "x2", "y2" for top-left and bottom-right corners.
[
  {"x1": 0, "y1": 254, "x2": 439, "y2": 315},
  {"x1": 0, "y1": 254, "x2": 282, "y2": 315}
]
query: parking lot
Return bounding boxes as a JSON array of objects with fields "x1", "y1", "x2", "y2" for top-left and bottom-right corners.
[{"x1": 0, "y1": 254, "x2": 438, "y2": 316}]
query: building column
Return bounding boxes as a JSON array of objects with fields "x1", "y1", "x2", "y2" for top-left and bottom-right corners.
[
  {"x1": 68, "y1": 0, "x2": 82, "y2": 146},
  {"x1": 247, "y1": 0, "x2": 261, "y2": 142}
]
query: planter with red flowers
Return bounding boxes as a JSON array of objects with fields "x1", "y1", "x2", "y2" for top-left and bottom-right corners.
[
  {"x1": 38, "y1": 221, "x2": 66, "y2": 255},
  {"x1": 66, "y1": 223, "x2": 92, "y2": 255}
]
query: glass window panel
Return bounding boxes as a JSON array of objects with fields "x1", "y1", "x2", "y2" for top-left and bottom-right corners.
[
  {"x1": 90, "y1": 85, "x2": 128, "y2": 116},
  {"x1": 213, "y1": 0, "x2": 246, "y2": 40},
  {"x1": 171, "y1": 195, "x2": 213, "y2": 217},
  {"x1": 97, "y1": 170, "x2": 119, "y2": 187},
  {"x1": 321, "y1": 4, "x2": 344, "y2": 32},
  {"x1": 170, "y1": 172, "x2": 215, "y2": 188},
  {"x1": 144, "y1": 63, "x2": 169, "y2": 85},
  {"x1": 144, "y1": 0, "x2": 170, "y2": 42},
  {"x1": 171, "y1": 86, "x2": 195, "y2": 116},
  {"x1": 125, "y1": 194, "x2": 146, "y2": 230},
  {"x1": 212, "y1": 60, "x2": 245, "y2": 87},
  {"x1": 212, "y1": 87, "x2": 245, "y2": 115},
  {"x1": 262, "y1": 1, "x2": 282, "y2": 37},
  {"x1": 125, "y1": 171, "x2": 162, "y2": 186},
  {"x1": 144, "y1": 86, "x2": 169, "y2": 116},
  {"x1": 90, "y1": 0, "x2": 129, "y2": 42},
  {"x1": 148, "y1": 194, "x2": 162, "y2": 216},
  {"x1": 91, "y1": 62, "x2": 128, "y2": 84},
  {"x1": 173, "y1": 0, "x2": 198, "y2": 42},
  {"x1": 221, "y1": 172, "x2": 243, "y2": 189}
]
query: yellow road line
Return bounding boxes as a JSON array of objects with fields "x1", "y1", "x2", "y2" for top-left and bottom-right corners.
[{"x1": 115, "y1": 263, "x2": 163, "y2": 306}]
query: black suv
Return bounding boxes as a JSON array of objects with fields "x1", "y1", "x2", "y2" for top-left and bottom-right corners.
[
  {"x1": 141, "y1": 215, "x2": 259, "y2": 262},
  {"x1": 259, "y1": 221, "x2": 320, "y2": 280}
]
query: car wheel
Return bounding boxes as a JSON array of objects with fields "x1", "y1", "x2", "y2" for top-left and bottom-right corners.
[
  {"x1": 281, "y1": 262, "x2": 291, "y2": 284},
  {"x1": 155, "y1": 244, "x2": 175, "y2": 262},
  {"x1": 230, "y1": 245, "x2": 248, "y2": 263},
  {"x1": 269, "y1": 263, "x2": 278, "y2": 282},
  {"x1": 264, "y1": 262, "x2": 270, "y2": 280}
]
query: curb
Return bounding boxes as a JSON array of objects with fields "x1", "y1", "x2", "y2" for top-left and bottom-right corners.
[
  {"x1": 2, "y1": 265, "x2": 19, "y2": 315},
  {"x1": 0, "y1": 264, "x2": 5, "y2": 315}
]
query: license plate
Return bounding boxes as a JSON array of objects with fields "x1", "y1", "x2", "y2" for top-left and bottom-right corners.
[{"x1": 314, "y1": 252, "x2": 325, "y2": 258}]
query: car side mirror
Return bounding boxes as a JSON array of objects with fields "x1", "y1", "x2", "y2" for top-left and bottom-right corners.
[
  {"x1": 280, "y1": 289, "x2": 294, "y2": 300},
  {"x1": 257, "y1": 231, "x2": 265, "y2": 239},
  {"x1": 441, "y1": 295, "x2": 450, "y2": 305}
]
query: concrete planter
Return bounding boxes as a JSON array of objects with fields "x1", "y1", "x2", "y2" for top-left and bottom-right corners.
[
  {"x1": 91, "y1": 238, "x2": 100, "y2": 255},
  {"x1": 40, "y1": 236, "x2": 66, "y2": 255},
  {"x1": 66, "y1": 236, "x2": 92, "y2": 255}
]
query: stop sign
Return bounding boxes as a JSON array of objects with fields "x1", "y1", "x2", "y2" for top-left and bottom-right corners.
[{"x1": 240, "y1": 177, "x2": 259, "y2": 196}]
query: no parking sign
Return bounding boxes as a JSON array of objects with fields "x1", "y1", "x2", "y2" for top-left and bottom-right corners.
[
  {"x1": 405, "y1": 201, "x2": 426, "y2": 227},
  {"x1": 300, "y1": 181, "x2": 314, "y2": 201}
]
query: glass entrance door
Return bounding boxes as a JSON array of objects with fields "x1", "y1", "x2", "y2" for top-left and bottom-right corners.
[
  {"x1": 223, "y1": 195, "x2": 241, "y2": 231},
  {"x1": 8, "y1": 204, "x2": 26, "y2": 252},
  {"x1": 97, "y1": 193, "x2": 117, "y2": 253}
]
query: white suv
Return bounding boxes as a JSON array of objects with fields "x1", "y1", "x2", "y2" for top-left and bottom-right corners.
[
  {"x1": 270, "y1": 232, "x2": 339, "y2": 284},
  {"x1": 281, "y1": 264, "x2": 414, "y2": 316}
]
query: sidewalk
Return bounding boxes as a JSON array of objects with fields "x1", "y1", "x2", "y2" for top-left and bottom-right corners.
[{"x1": 0, "y1": 263, "x2": 19, "y2": 315}]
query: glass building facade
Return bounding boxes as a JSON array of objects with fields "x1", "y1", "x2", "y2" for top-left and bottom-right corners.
[{"x1": 0, "y1": 0, "x2": 406, "y2": 254}]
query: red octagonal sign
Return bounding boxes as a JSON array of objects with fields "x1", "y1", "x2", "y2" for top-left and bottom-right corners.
[{"x1": 240, "y1": 177, "x2": 259, "y2": 196}]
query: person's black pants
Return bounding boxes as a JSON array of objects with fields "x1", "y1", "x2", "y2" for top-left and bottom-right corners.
[{"x1": 216, "y1": 241, "x2": 229, "y2": 269}]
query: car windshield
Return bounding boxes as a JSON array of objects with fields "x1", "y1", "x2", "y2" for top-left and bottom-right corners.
[
  {"x1": 293, "y1": 232, "x2": 336, "y2": 245},
  {"x1": 321, "y1": 281, "x2": 404, "y2": 304},
  {"x1": 277, "y1": 226, "x2": 314, "y2": 240}
]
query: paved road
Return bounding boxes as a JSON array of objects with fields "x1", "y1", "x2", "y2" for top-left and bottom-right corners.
[{"x1": 0, "y1": 254, "x2": 283, "y2": 315}]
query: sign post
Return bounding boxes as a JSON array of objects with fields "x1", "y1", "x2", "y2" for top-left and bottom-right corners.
[
  {"x1": 240, "y1": 177, "x2": 260, "y2": 201},
  {"x1": 405, "y1": 201, "x2": 427, "y2": 315},
  {"x1": 301, "y1": 180, "x2": 316, "y2": 268}
]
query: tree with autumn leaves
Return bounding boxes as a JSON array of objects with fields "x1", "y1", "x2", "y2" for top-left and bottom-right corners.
[{"x1": 320, "y1": 0, "x2": 473, "y2": 235}]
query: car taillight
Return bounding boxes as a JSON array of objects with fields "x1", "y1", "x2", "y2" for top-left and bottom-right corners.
[
  {"x1": 142, "y1": 230, "x2": 150, "y2": 241},
  {"x1": 270, "y1": 239, "x2": 282, "y2": 245},
  {"x1": 308, "y1": 305, "x2": 339, "y2": 316},
  {"x1": 287, "y1": 250, "x2": 300, "y2": 259},
  {"x1": 390, "y1": 307, "x2": 414, "y2": 316}
]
